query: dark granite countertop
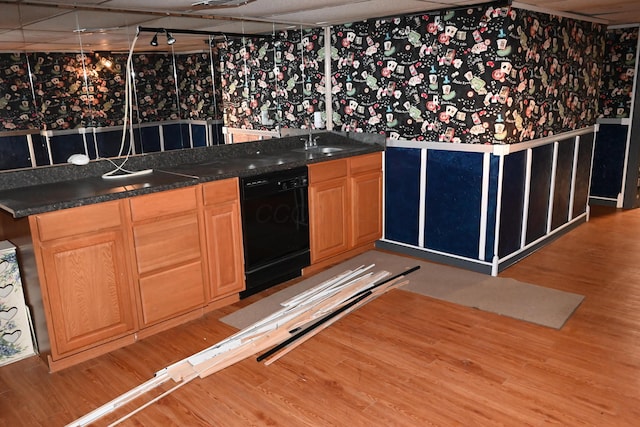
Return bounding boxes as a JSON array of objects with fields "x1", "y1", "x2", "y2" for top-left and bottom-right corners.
[{"x1": 0, "y1": 131, "x2": 383, "y2": 218}]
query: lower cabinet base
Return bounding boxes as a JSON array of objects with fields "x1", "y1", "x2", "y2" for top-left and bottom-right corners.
[
  {"x1": 204, "y1": 294, "x2": 239, "y2": 314},
  {"x1": 45, "y1": 334, "x2": 137, "y2": 373},
  {"x1": 44, "y1": 294, "x2": 240, "y2": 372}
]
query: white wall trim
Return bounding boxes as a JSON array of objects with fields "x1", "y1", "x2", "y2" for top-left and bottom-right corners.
[
  {"x1": 491, "y1": 154, "x2": 505, "y2": 275},
  {"x1": 418, "y1": 148, "x2": 428, "y2": 248},
  {"x1": 597, "y1": 118, "x2": 632, "y2": 125},
  {"x1": 497, "y1": 212, "x2": 588, "y2": 266},
  {"x1": 386, "y1": 126, "x2": 596, "y2": 155},
  {"x1": 547, "y1": 141, "x2": 559, "y2": 233},
  {"x1": 382, "y1": 150, "x2": 386, "y2": 240},
  {"x1": 520, "y1": 148, "x2": 532, "y2": 248},
  {"x1": 607, "y1": 24, "x2": 640, "y2": 30},
  {"x1": 478, "y1": 152, "x2": 491, "y2": 260},
  {"x1": 26, "y1": 134, "x2": 36, "y2": 168},
  {"x1": 378, "y1": 238, "x2": 493, "y2": 267},
  {"x1": 324, "y1": 26, "x2": 333, "y2": 131},
  {"x1": 386, "y1": 139, "x2": 493, "y2": 153},
  {"x1": 568, "y1": 136, "x2": 580, "y2": 220},
  {"x1": 159, "y1": 124, "x2": 165, "y2": 152}
]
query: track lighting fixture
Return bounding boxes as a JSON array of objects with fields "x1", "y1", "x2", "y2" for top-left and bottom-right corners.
[
  {"x1": 137, "y1": 26, "x2": 275, "y2": 46},
  {"x1": 166, "y1": 31, "x2": 176, "y2": 45}
]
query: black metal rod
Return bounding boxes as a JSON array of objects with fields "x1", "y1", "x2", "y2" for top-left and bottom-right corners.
[
  {"x1": 256, "y1": 265, "x2": 421, "y2": 362},
  {"x1": 256, "y1": 291, "x2": 372, "y2": 362}
]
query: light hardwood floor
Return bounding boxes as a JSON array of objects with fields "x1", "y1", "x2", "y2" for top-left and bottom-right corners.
[{"x1": 1, "y1": 205, "x2": 640, "y2": 426}]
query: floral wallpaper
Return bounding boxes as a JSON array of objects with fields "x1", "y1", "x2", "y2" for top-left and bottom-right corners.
[
  {"x1": 175, "y1": 52, "x2": 221, "y2": 120},
  {"x1": 29, "y1": 51, "x2": 128, "y2": 129},
  {"x1": 0, "y1": 53, "x2": 39, "y2": 131},
  {"x1": 508, "y1": 10, "x2": 605, "y2": 142},
  {"x1": 599, "y1": 26, "x2": 638, "y2": 119},
  {"x1": 218, "y1": 29, "x2": 324, "y2": 130},
  {"x1": 329, "y1": 7, "x2": 512, "y2": 142},
  {"x1": 0, "y1": 5, "x2": 611, "y2": 145},
  {"x1": 0, "y1": 50, "x2": 221, "y2": 132},
  {"x1": 219, "y1": 5, "x2": 605, "y2": 144},
  {"x1": 328, "y1": 7, "x2": 604, "y2": 143}
]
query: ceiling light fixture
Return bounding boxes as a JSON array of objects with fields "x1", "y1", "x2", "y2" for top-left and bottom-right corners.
[
  {"x1": 150, "y1": 33, "x2": 159, "y2": 46},
  {"x1": 136, "y1": 26, "x2": 274, "y2": 43},
  {"x1": 166, "y1": 31, "x2": 176, "y2": 45},
  {"x1": 191, "y1": 0, "x2": 256, "y2": 8}
]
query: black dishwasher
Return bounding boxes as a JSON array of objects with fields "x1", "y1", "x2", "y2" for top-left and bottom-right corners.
[{"x1": 239, "y1": 166, "x2": 310, "y2": 298}]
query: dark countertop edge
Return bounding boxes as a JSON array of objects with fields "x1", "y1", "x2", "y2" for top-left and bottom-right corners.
[
  {"x1": 3, "y1": 178, "x2": 200, "y2": 218},
  {"x1": 3, "y1": 140, "x2": 383, "y2": 218}
]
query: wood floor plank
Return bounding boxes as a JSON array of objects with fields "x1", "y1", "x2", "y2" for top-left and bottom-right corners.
[{"x1": 3, "y1": 205, "x2": 640, "y2": 426}]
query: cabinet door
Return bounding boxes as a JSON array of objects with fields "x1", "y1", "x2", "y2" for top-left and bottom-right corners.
[
  {"x1": 203, "y1": 201, "x2": 245, "y2": 298},
  {"x1": 202, "y1": 178, "x2": 245, "y2": 299},
  {"x1": 308, "y1": 177, "x2": 349, "y2": 263},
  {"x1": 350, "y1": 170, "x2": 382, "y2": 247},
  {"x1": 39, "y1": 230, "x2": 136, "y2": 356}
]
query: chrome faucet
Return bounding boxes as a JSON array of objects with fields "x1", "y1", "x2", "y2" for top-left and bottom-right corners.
[{"x1": 303, "y1": 130, "x2": 319, "y2": 150}]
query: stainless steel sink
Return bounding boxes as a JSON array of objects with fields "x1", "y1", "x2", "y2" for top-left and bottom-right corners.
[
  {"x1": 293, "y1": 146, "x2": 345, "y2": 154},
  {"x1": 313, "y1": 146, "x2": 344, "y2": 154}
]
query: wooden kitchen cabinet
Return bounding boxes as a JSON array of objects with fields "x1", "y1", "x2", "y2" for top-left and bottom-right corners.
[
  {"x1": 129, "y1": 187, "x2": 206, "y2": 327},
  {"x1": 349, "y1": 153, "x2": 383, "y2": 247},
  {"x1": 29, "y1": 200, "x2": 138, "y2": 367},
  {"x1": 308, "y1": 152, "x2": 382, "y2": 267},
  {"x1": 26, "y1": 182, "x2": 244, "y2": 371},
  {"x1": 201, "y1": 178, "x2": 245, "y2": 300},
  {"x1": 18, "y1": 151, "x2": 379, "y2": 371},
  {"x1": 308, "y1": 158, "x2": 350, "y2": 263}
]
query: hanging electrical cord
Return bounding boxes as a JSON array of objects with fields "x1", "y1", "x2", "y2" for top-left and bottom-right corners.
[
  {"x1": 208, "y1": 35, "x2": 220, "y2": 145},
  {"x1": 241, "y1": 22, "x2": 249, "y2": 90},
  {"x1": 102, "y1": 32, "x2": 153, "y2": 180},
  {"x1": 272, "y1": 23, "x2": 281, "y2": 130}
]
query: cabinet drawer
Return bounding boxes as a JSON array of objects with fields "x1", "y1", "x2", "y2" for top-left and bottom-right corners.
[
  {"x1": 133, "y1": 213, "x2": 201, "y2": 274},
  {"x1": 308, "y1": 158, "x2": 348, "y2": 184},
  {"x1": 129, "y1": 187, "x2": 198, "y2": 222},
  {"x1": 138, "y1": 260, "x2": 205, "y2": 325},
  {"x1": 203, "y1": 178, "x2": 239, "y2": 206},
  {"x1": 349, "y1": 152, "x2": 382, "y2": 175},
  {"x1": 33, "y1": 201, "x2": 123, "y2": 242}
]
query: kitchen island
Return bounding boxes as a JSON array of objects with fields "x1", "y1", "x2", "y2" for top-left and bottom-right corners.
[{"x1": 0, "y1": 132, "x2": 383, "y2": 371}]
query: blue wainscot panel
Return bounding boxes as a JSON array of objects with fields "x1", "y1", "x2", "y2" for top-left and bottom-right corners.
[
  {"x1": 573, "y1": 132, "x2": 595, "y2": 217},
  {"x1": 95, "y1": 129, "x2": 130, "y2": 158},
  {"x1": 384, "y1": 147, "x2": 422, "y2": 246},
  {"x1": 163, "y1": 123, "x2": 189, "y2": 150},
  {"x1": 0, "y1": 120, "x2": 215, "y2": 171},
  {"x1": 380, "y1": 127, "x2": 593, "y2": 276},
  {"x1": 136, "y1": 126, "x2": 162, "y2": 154},
  {"x1": 50, "y1": 133, "x2": 85, "y2": 164},
  {"x1": 551, "y1": 139, "x2": 575, "y2": 230},
  {"x1": 590, "y1": 124, "x2": 627, "y2": 200},
  {"x1": 0, "y1": 135, "x2": 32, "y2": 171},
  {"x1": 191, "y1": 124, "x2": 207, "y2": 147},
  {"x1": 211, "y1": 122, "x2": 225, "y2": 145},
  {"x1": 32, "y1": 134, "x2": 50, "y2": 167},
  {"x1": 498, "y1": 150, "x2": 526, "y2": 258},
  {"x1": 424, "y1": 150, "x2": 483, "y2": 259},
  {"x1": 526, "y1": 143, "x2": 553, "y2": 244},
  {"x1": 483, "y1": 155, "x2": 500, "y2": 262}
]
